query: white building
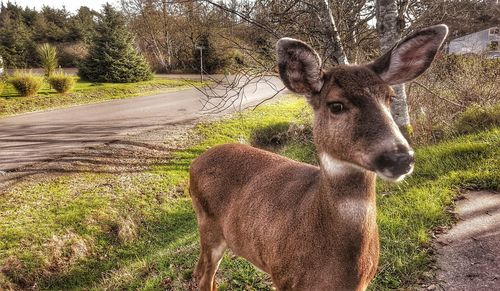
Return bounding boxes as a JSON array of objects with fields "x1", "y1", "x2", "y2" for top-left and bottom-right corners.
[{"x1": 448, "y1": 27, "x2": 500, "y2": 58}]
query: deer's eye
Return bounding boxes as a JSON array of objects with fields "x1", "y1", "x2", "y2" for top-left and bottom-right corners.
[
  {"x1": 387, "y1": 95, "x2": 395, "y2": 104},
  {"x1": 328, "y1": 102, "x2": 344, "y2": 114}
]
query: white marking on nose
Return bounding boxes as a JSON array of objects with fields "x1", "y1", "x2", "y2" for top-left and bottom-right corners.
[
  {"x1": 381, "y1": 106, "x2": 410, "y2": 148},
  {"x1": 320, "y1": 153, "x2": 364, "y2": 177}
]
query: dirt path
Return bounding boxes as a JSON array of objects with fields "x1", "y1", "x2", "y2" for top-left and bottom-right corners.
[{"x1": 425, "y1": 191, "x2": 500, "y2": 290}]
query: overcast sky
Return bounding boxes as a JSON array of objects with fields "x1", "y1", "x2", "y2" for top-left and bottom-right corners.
[{"x1": 9, "y1": 0, "x2": 119, "y2": 13}]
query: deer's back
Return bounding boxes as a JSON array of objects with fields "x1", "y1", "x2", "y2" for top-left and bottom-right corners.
[{"x1": 189, "y1": 143, "x2": 319, "y2": 213}]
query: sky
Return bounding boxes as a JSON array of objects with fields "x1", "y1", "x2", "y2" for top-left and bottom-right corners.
[{"x1": 8, "y1": 0, "x2": 119, "y2": 13}]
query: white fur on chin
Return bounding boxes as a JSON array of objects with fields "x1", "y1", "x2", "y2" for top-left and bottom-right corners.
[
  {"x1": 376, "y1": 164, "x2": 414, "y2": 182},
  {"x1": 319, "y1": 152, "x2": 365, "y2": 176}
]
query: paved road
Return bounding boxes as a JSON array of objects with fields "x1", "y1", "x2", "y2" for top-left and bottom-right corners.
[{"x1": 0, "y1": 76, "x2": 284, "y2": 173}]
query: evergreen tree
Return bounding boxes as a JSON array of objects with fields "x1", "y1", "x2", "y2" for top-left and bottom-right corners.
[
  {"x1": 0, "y1": 16, "x2": 36, "y2": 68},
  {"x1": 68, "y1": 7, "x2": 98, "y2": 44},
  {"x1": 78, "y1": 4, "x2": 152, "y2": 83}
]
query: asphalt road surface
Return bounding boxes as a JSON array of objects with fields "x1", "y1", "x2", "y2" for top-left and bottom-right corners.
[{"x1": 0, "y1": 76, "x2": 284, "y2": 174}]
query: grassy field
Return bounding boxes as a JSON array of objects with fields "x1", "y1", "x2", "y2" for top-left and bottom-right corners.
[
  {"x1": 0, "y1": 96, "x2": 498, "y2": 290},
  {"x1": 0, "y1": 77, "x2": 201, "y2": 118}
]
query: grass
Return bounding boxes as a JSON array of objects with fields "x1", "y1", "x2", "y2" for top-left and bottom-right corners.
[
  {"x1": 0, "y1": 96, "x2": 498, "y2": 290},
  {"x1": 0, "y1": 76, "x2": 202, "y2": 118}
]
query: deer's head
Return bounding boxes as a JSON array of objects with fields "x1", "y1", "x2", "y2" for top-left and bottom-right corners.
[{"x1": 277, "y1": 25, "x2": 448, "y2": 182}]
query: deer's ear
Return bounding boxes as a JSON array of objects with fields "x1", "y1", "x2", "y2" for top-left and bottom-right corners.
[
  {"x1": 371, "y1": 24, "x2": 448, "y2": 85},
  {"x1": 276, "y1": 38, "x2": 323, "y2": 95}
]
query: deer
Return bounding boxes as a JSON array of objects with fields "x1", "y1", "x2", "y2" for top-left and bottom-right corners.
[{"x1": 189, "y1": 24, "x2": 448, "y2": 291}]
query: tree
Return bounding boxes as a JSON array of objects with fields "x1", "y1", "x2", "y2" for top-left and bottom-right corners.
[
  {"x1": 68, "y1": 6, "x2": 98, "y2": 44},
  {"x1": 375, "y1": 0, "x2": 412, "y2": 138},
  {"x1": 0, "y1": 3, "x2": 37, "y2": 68},
  {"x1": 37, "y1": 43, "x2": 58, "y2": 77},
  {"x1": 33, "y1": 6, "x2": 70, "y2": 43},
  {"x1": 79, "y1": 4, "x2": 152, "y2": 83},
  {"x1": 192, "y1": 0, "x2": 376, "y2": 112}
]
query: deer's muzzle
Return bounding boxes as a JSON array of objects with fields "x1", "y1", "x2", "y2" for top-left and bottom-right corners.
[{"x1": 373, "y1": 146, "x2": 415, "y2": 182}]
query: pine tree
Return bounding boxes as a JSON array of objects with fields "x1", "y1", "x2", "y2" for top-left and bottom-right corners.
[{"x1": 78, "y1": 4, "x2": 152, "y2": 83}]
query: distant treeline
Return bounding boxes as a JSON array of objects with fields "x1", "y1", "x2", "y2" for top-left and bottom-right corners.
[
  {"x1": 0, "y1": 2, "x2": 97, "y2": 68},
  {"x1": 0, "y1": 1, "x2": 257, "y2": 73},
  {"x1": 1, "y1": 1, "x2": 498, "y2": 73}
]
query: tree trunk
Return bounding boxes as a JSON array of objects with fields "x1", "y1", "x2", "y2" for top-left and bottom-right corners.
[
  {"x1": 316, "y1": 0, "x2": 349, "y2": 65},
  {"x1": 376, "y1": 0, "x2": 412, "y2": 139}
]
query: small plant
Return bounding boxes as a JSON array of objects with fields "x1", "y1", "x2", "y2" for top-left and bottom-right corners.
[
  {"x1": 0, "y1": 80, "x2": 5, "y2": 96},
  {"x1": 9, "y1": 72, "x2": 44, "y2": 97},
  {"x1": 37, "y1": 43, "x2": 58, "y2": 77},
  {"x1": 48, "y1": 73, "x2": 75, "y2": 93}
]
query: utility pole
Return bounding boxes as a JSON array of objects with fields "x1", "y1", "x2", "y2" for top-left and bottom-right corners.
[{"x1": 196, "y1": 46, "x2": 205, "y2": 83}]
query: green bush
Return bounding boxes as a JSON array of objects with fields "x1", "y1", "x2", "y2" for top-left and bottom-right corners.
[
  {"x1": 251, "y1": 122, "x2": 313, "y2": 150},
  {"x1": 48, "y1": 73, "x2": 75, "y2": 93},
  {"x1": 251, "y1": 122, "x2": 291, "y2": 148},
  {"x1": 454, "y1": 104, "x2": 500, "y2": 134},
  {"x1": 0, "y1": 81, "x2": 5, "y2": 96},
  {"x1": 409, "y1": 54, "x2": 500, "y2": 145},
  {"x1": 9, "y1": 72, "x2": 44, "y2": 97}
]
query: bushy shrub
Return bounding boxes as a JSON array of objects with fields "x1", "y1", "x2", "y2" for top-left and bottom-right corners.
[
  {"x1": 251, "y1": 122, "x2": 291, "y2": 148},
  {"x1": 454, "y1": 104, "x2": 500, "y2": 135},
  {"x1": 409, "y1": 54, "x2": 500, "y2": 144},
  {"x1": 192, "y1": 33, "x2": 231, "y2": 74},
  {"x1": 0, "y1": 81, "x2": 5, "y2": 96},
  {"x1": 48, "y1": 73, "x2": 75, "y2": 93},
  {"x1": 251, "y1": 122, "x2": 313, "y2": 149},
  {"x1": 9, "y1": 72, "x2": 44, "y2": 97}
]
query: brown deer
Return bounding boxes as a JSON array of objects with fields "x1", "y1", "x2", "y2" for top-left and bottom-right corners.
[{"x1": 189, "y1": 24, "x2": 448, "y2": 291}]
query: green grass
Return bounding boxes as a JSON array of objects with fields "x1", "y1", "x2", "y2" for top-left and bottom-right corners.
[
  {"x1": 0, "y1": 96, "x2": 498, "y2": 290},
  {"x1": 0, "y1": 77, "x2": 201, "y2": 118}
]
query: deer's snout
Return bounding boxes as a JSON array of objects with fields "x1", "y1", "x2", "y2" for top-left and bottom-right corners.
[{"x1": 374, "y1": 145, "x2": 415, "y2": 182}]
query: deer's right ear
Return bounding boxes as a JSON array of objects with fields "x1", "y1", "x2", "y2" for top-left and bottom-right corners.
[{"x1": 276, "y1": 38, "x2": 323, "y2": 96}]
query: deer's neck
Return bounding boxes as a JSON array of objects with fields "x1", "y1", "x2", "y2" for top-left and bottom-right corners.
[{"x1": 318, "y1": 154, "x2": 377, "y2": 224}]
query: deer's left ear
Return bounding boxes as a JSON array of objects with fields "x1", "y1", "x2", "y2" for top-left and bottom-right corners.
[{"x1": 370, "y1": 24, "x2": 448, "y2": 85}]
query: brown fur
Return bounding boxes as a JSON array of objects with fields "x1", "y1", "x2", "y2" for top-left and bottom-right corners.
[
  {"x1": 190, "y1": 144, "x2": 378, "y2": 291},
  {"x1": 189, "y1": 25, "x2": 448, "y2": 291}
]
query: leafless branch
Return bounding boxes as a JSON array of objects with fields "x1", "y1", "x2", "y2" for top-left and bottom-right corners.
[{"x1": 411, "y1": 81, "x2": 466, "y2": 109}]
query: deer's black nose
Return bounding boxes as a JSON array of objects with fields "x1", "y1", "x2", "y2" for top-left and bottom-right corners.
[{"x1": 374, "y1": 146, "x2": 415, "y2": 178}]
